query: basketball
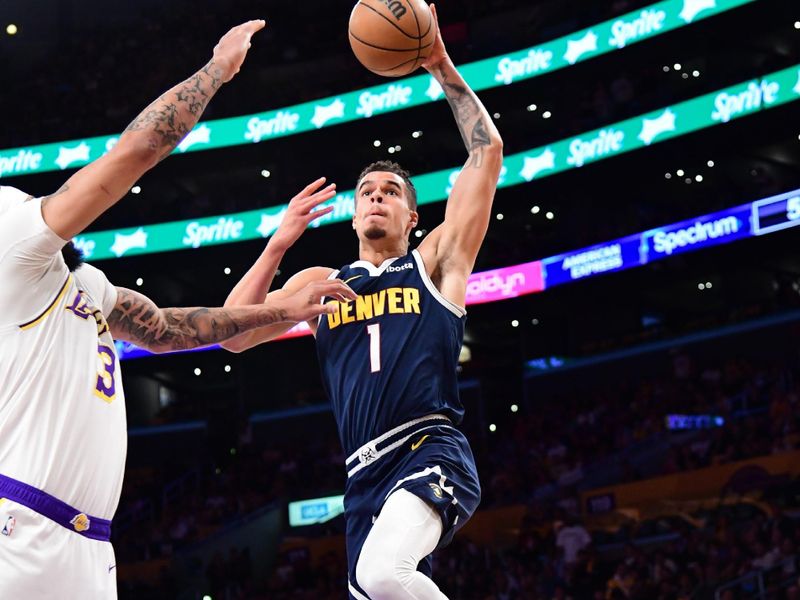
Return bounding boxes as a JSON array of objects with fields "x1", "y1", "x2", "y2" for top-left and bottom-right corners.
[{"x1": 348, "y1": 0, "x2": 436, "y2": 77}]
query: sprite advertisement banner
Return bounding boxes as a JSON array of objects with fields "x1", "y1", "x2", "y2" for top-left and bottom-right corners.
[
  {"x1": 116, "y1": 187, "x2": 800, "y2": 360},
  {"x1": 68, "y1": 64, "x2": 800, "y2": 262},
  {"x1": 0, "y1": 0, "x2": 756, "y2": 180}
]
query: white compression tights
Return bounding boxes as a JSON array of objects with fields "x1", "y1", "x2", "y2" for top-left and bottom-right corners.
[{"x1": 354, "y1": 489, "x2": 449, "y2": 600}]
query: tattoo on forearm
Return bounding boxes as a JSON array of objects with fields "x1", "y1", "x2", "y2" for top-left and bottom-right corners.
[
  {"x1": 437, "y1": 65, "x2": 492, "y2": 168},
  {"x1": 108, "y1": 288, "x2": 286, "y2": 352},
  {"x1": 123, "y1": 60, "x2": 223, "y2": 159}
]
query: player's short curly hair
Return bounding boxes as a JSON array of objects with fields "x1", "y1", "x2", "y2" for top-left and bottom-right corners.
[{"x1": 356, "y1": 161, "x2": 418, "y2": 211}]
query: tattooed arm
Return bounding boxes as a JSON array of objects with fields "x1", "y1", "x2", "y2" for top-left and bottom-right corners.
[
  {"x1": 40, "y1": 20, "x2": 265, "y2": 241},
  {"x1": 417, "y1": 5, "x2": 503, "y2": 308},
  {"x1": 109, "y1": 278, "x2": 356, "y2": 354}
]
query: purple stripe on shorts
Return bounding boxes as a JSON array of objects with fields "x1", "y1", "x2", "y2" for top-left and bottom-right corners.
[{"x1": 0, "y1": 474, "x2": 111, "y2": 541}]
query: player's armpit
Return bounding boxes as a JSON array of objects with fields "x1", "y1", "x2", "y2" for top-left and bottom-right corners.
[
  {"x1": 41, "y1": 146, "x2": 159, "y2": 241},
  {"x1": 419, "y1": 52, "x2": 503, "y2": 305}
]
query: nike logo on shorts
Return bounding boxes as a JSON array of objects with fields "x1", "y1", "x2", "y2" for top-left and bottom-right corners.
[{"x1": 411, "y1": 435, "x2": 430, "y2": 451}]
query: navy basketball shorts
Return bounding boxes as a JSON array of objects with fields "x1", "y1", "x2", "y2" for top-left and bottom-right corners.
[{"x1": 343, "y1": 419, "x2": 481, "y2": 599}]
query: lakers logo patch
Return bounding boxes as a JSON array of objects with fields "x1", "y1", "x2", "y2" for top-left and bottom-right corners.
[{"x1": 70, "y1": 513, "x2": 91, "y2": 532}]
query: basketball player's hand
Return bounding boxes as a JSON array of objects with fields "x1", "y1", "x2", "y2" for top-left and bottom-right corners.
[
  {"x1": 277, "y1": 279, "x2": 358, "y2": 323},
  {"x1": 213, "y1": 20, "x2": 267, "y2": 83},
  {"x1": 421, "y1": 4, "x2": 449, "y2": 72},
  {"x1": 269, "y1": 177, "x2": 337, "y2": 253}
]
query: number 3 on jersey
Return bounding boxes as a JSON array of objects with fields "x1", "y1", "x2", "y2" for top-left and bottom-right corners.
[
  {"x1": 367, "y1": 323, "x2": 381, "y2": 373},
  {"x1": 94, "y1": 343, "x2": 117, "y2": 402}
]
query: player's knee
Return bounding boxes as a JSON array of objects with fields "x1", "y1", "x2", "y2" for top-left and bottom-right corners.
[{"x1": 356, "y1": 551, "x2": 412, "y2": 599}]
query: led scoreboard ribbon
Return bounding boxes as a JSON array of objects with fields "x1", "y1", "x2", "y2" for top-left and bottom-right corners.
[
  {"x1": 0, "y1": 0, "x2": 757, "y2": 180},
  {"x1": 117, "y1": 188, "x2": 800, "y2": 360},
  {"x1": 752, "y1": 191, "x2": 800, "y2": 236},
  {"x1": 65, "y1": 63, "x2": 800, "y2": 262}
]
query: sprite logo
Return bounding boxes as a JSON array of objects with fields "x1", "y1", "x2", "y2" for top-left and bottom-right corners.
[
  {"x1": 711, "y1": 80, "x2": 780, "y2": 123},
  {"x1": 495, "y1": 50, "x2": 553, "y2": 85},
  {"x1": 183, "y1": 218, "x2": 244, "y2": 248},
  {"x1": 356, "y1": 85, "x2": 413, "y2": 118},
  {"x1": 0, "y1": 150, "x2": 43, "y2": 178},
  {"x1": 244, "y1": 112, "x2": 300, "y2": 143},
  {"x1": 609, "y1": 9, "x2": 666, "y2": 48},
  {"x1": 567, "y1": 129, "x2": 624, "y2": 167}
]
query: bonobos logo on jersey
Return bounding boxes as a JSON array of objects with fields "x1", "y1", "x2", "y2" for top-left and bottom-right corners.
[{"x1": 326, "y1": 287, "x2": 421, "y2": 330}]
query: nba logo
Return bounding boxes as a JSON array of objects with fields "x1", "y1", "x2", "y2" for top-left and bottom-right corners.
[{"x1": 2, "y1": 516, "x2": 16, "y2": 536}]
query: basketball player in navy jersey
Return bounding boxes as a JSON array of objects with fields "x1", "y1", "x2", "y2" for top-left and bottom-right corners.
[{"x1": 223, "y1": 5, "x2": 502, "y2": 598}]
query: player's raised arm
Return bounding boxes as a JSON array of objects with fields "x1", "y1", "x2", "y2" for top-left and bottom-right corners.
[
  {"x1": 417, "y1": 5, "x2": 503, "y2": 299},
  {"x1": 226, "y1": 177, "x2": 337, "y2": 307},
  {"x1": 108, "y1": 278, "x2": 355, "y2": 355},
  {"x1": 40, "y1": 20, "x2": 266, "y2": 241},
  {"x1": 221, "y1": 177, "x2": 340, "y2": 352}
]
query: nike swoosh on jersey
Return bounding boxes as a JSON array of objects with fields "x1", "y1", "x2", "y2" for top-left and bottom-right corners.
[
  {"x1": 344, "y1": 275, "x2": 363, "y2": 285},
  {"x1": 411, "y1": 435, "x2": 430, "y2": 451}
]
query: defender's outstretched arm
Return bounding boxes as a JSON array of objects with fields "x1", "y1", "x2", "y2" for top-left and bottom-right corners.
[
  {"x1": 109, "y1": 278, "x2": 355, "y2": 354},
  {"x1": 222, "y1": 178, "x2": 341, "y2": 353},
  {"x1": 41, "y1": 20, "x2": 265, "y2": 241}
]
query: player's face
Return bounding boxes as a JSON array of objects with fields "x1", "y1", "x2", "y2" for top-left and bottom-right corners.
[{"x1": 354, "y1": 172, "x2": 418, "y2": 242}]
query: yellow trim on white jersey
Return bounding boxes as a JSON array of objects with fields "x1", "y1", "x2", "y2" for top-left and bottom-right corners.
[{"x1": 18, "y1": 274, "x2": 72, "y2": 331}]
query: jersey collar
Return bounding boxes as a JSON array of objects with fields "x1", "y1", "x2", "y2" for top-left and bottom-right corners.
[{"x1": 349, "y1": 254, "x2": 405, "y2": 277}]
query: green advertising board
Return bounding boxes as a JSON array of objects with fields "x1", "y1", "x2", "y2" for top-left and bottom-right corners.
[
  {"x1": 0, "y1": 0, "x2": 755, "y2": 179},
  {"x1": 66, "y1": 65, "x2": 799, "y2": 262}
]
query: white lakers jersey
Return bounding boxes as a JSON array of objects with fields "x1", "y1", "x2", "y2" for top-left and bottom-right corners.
[{"x1": 0, "y1": 186, "x2": 126, "y2": 520}]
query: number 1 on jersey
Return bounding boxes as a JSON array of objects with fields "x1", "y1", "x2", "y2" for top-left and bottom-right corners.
[{"x1": 367, "y1": 323, "x2": 381, "y2": 373}]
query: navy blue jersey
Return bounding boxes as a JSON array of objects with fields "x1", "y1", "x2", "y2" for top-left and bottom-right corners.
[{"x1": 316, "y1": 250, "x2": 466, "y2": 456}]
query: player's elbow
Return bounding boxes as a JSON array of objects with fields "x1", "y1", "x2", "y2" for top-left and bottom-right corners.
[
  {"x1": 485, "y1": 140, "x2": 504, "y2": 174},
  {"x1": 486, "y1": 136, "x2": 503, "y2": 158},
  {"x1": 114, "y1": 137, "x2": 161, "y2": 171}
]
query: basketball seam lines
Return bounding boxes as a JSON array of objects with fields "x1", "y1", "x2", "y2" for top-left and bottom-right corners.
[
  {"x1": 349, "y1": 30, "x2": 422, "y2": 53},
  {"x1": 419, "y1": 7, "x2": 433, "y2": 38},
  {"x1": 405, "y1": 0, "x2": 423, "y2": 76},
  {"x1": 371, "y1": 56, "x2": 425, "y2": 73},
  {"x1": 357, "y1": 1, "x2": 426, "y2": 40}
]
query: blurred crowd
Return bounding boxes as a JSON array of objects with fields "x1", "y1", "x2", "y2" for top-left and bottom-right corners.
[
  {"x1": 260, "y1": 501, "x2": 800, "y2": 599},
  {"x1": 114, "y1": 340, "x2": 800, "y2": 598}
]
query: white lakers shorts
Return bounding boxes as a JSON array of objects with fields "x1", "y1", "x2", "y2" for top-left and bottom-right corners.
[{"x1": 0, "y1": 498, "x2": 117, "y2": 599}]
